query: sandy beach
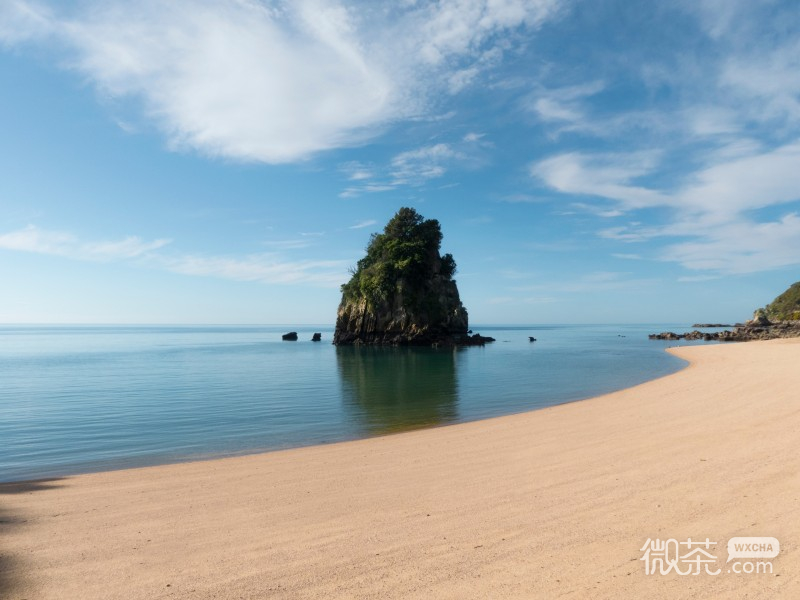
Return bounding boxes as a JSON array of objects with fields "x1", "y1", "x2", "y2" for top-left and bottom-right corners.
[{"x1": 2, "y1": 339, "x2": 799, "y2": 599}]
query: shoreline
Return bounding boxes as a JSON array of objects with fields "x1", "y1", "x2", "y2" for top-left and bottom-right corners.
[
  {"x1": 3, "y1": 339, "x2": 799, "y2": 598},
  {"x1": 1, "y1": 326, "x2": 689, "y2": 485},
  {"x1": 2, "y1": 350, "x2": 690, "y2": 486}
]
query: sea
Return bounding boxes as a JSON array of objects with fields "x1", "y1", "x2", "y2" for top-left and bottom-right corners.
[{"x1": 0, "y1": 324, "x2": 720, "y2": 483}]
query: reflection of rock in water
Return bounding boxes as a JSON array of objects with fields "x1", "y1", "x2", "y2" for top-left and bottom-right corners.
[{"x1": 337, "y1": 346, "x2": 459, "y2": 434}]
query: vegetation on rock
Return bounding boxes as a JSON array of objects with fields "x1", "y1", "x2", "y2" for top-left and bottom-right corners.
[
  {"x1": 763, "y1": 281, "x2": 800, "y2": 321},
  {"x1": 334, "y1": 207, "x2": 470, "y2": 346},
  {"x1": 341, "y1": 208, "x2": 456, "y2": 308}
]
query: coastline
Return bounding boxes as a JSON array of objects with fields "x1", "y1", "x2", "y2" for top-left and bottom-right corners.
[
  {"x1": 3, "y1": 339, "x2": 799, "y2": 598},
  {"x1": 0, "y1": 323, "x2": 687, "y2": 484}
]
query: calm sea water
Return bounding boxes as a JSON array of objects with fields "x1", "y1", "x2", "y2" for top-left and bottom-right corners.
[{"x1": 0, "y1": 324, "x2": 716, "y2": 482}]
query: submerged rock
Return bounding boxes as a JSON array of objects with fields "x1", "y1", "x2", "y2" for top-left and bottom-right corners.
[{"x1": 334, "y1": 208, "x2": 472, "y2": 346}]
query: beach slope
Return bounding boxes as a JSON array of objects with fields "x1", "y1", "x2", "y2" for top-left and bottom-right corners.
[{"x1": 2, "y1": 339, "x2": 799, "y2": 598}]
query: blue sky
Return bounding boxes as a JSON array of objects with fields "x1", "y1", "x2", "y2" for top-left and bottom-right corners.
[{"x1": 1, "y1": 0, "x2": 799, "y2": 324}]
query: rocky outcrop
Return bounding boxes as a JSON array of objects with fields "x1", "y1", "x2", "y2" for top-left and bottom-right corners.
[
  {"x1": 311, "y1": 333, "x2": 322, "y2": 342},
  {"x1": 649, "y1": 321, "x2": 800, "y2": 342},
  {"x1": 651, "y1": 283, "x2": 800, "y2": 343},
  {"x1": 333, "y1": 208, "x2": 476, "y2": 346},
  {"x1": 282, "y1": 332, "x2": 298, "y2": 341}
]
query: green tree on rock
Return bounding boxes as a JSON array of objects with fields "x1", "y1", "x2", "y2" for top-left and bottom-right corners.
[{"x1": 341, "y1": 207, "x2": 457, "y2": 308}]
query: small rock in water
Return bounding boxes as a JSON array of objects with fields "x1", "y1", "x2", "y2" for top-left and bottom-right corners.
[
  {"x1": 282, "y1": 332, "x2": 298, "y2": 341},
  {"x1": 311, "y1": 333, "x2": 322, "y2": 342}
]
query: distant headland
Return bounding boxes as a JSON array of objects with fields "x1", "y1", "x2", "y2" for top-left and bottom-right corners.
[{"x1": 651, "y1": 281, "x2": 800, "y2": 342}]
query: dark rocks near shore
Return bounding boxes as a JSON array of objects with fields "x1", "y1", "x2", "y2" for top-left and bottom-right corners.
[
  {"x1": 651, "y1": 286, "x2": 800, "y2": 343},
  {"x1": 282, "y1": 332, "x2": 298, "y2": 341},
  {"x1": 462, "y1": 333, "x2": 496, "y2": 346},
  {"x1": 649, "y1": 320, "x2": 800, "y2": 342},
  {"x1": 311, "y1": 333, "x2": 322, "y2": 342}
]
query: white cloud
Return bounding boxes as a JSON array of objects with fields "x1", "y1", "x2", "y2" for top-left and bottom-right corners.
[
  {"x1": 161, "y1": 253, "x2": 348, "y2": 286},
  {"x1": 0, "y1": 225, "x2": 347, "y2": 286},
  {"x1": 611, "y1": 253, "x2": 643, "y2": 260},
  {"x1": 349, "y1": 219, "x2": 377, "y2": 229},
  {"x1": 486, "y1": 295, "x2": 556, "y2": 304},
  {"x1": 338, "y1": 161, "x2": 375, "y2": 181},
  {"x1": 391, "y1": 143, "x2": 462, "y2": 184},
  {"x1": 0, "y1": 1, "x2": 53, "y2": 44},
  {"x1": 338, "y1": 184, "x2": 395, "y2": 198},
  {"x1": 0, "y1": 225, "x2": 170, "y2": 261},
  {"x1": 531, "y1": 151, "x2": 668, "y2": 210},
  {"x1": 510, "y1": 271, "x2": 660, "y2": 294},
  {"x1": 529, "y1": 80, "x2": 604, "y2": 123},
  {"x1": 661, "y1": 214, "x2": 800, "y2": 274},
  {"x1": 677, "y1": 274, "x2": 723, "y2": 283},
  {"x1": 261, "y1": 239, "x2": 316, "y2": 250},
  {"x1": 1, "y1": 0, "x2": 564, "y2": 163},
  {"x1": 538, "y1": 142, "x2": 800, "y2": 219},
  {"x1": 534, "y1": 140, "x2": 800, "y2": 274},
  {"x1": 339, "y1": 140, "x2": 475, "y2": 197},
  {"x1": 413, "y1": 0, "x2": 560, "y2": 66},
  {"x1": 568, "y1": 202, "x2": 624, "y2": 218}
]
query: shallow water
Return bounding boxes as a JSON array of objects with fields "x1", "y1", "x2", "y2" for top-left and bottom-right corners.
[{"x1": 0, "y1": 324, "x2": 713, "y2": 482}]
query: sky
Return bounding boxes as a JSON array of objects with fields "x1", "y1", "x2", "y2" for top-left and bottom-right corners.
[{"x1": 1, "y1": 0, "x2": 799, "y2": 325}]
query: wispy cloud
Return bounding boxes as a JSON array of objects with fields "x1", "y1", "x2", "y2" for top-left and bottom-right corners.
[
  {"x1": 463, "y1": 132, "x2": 485, "y2": 142},
  {"x1": 338, "y1": 140, "x2": 475, "y2": 197},
  {"x1": 531, "y1": 151, "x2": 667, "y2": 211},
  {"x1": 521, "y1": 1, "x2": 800, "y2": 278},
  {"x1": 486, "y1": 295, "x2": 556, "y2": 305},
  {"x1": 533, "y1": 141, "x2": 800, "y2": 274},
  {"x1": 0, "y1": 1, "x2": 53, "y2": 44},
  {"x1": 510, "y1": 271, "x2": 660, "y2": 294},
  {"x1": 0, "y1": 0, "x2": 565, "y2": 164},
  {"x1": 528, "y1": 80, "x2": 605, "y2": 123},
  {"x1": 161, "y1": 253, "x2": 348, "y2": 286},
  {"x1": 339, "y1": 161, "x2": 375, "y2": 181},
  {"x1": 0, "y1": 225, "x2": 348, "y2": 286},
  {"x1": 611, "y1": 253, "x2": 643, "y2": 260},
  {"x1": 0, "y1": 225, "x2": 170, "y2": 261},
  {"x1": 390, "y1": 143, "x2": 462, "y2": 185},
  {"x1": 348, "y1": 219, "x2": 377, "y2": 230},
  {"x1": 261, "y1": 239, "x2": 316, "y2": 250},
  {"x1": 661, "y1": 214, "x2": 800, "y2": 274}
]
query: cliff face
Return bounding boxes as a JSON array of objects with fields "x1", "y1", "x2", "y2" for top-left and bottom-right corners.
[
  {"x1": 334, "y1": 275, "x2": 469, "y2": 345},
  {"x1": 333, "y1": 208, "x2": 469, "y2": 346}
]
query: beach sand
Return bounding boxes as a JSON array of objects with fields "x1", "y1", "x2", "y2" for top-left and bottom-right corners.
[{"x1": 2, "y1": 339, "x2": 799, "y2": 599}]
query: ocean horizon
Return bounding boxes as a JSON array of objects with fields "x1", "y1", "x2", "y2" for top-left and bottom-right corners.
[{"x1": 0, "y1": 323, "x2": 721, "y2": 483}]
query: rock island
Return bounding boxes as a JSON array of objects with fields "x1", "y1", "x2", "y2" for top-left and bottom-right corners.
[{"x1": 333, "y1": 207, "x2": 492, "y2": 346}]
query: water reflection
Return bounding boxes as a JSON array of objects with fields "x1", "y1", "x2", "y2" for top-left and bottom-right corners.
[{"x1": 336, "y1": 346, "x2": 460, "y2": 434}]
